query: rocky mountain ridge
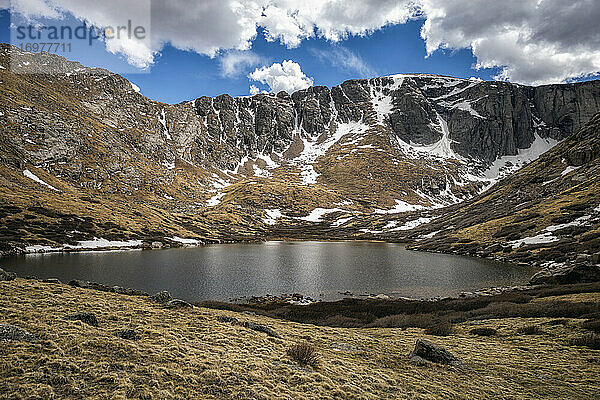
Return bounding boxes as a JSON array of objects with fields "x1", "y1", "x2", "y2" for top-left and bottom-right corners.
[{"x1": 1, "y1": 43, "x2": 600, "y2": 258}]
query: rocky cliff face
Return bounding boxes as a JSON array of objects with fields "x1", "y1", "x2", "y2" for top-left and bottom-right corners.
[
  {"x1": 1, "y1": 43, "x2": 600, "y2": 254},
  {"x1": 404, "y1": 113, "x2": 600, "y2": 273}
]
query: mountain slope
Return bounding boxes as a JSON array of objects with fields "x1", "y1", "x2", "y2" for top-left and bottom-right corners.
[
  {"x1": 407, "y1": 113, "x2": 600, "y2": 271},
  {"x1": 1, "y1": 43, "x2": 600, "y2": 254}
]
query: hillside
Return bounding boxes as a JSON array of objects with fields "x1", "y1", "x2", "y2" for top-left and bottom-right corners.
[
  {"x1": 2, "y1": 278, "x2": 600, "y2": 399},
  {"x1": 1, "y1": 43, "x2": 600, "y2": 255},
  {"x1": 407, "y1": 113, "x2": 600, "y2": 275}
]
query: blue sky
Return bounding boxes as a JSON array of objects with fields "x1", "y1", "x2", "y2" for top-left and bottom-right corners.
[
  {"x1": 0, "y1": 10, "x2": 499, "y2": 103},
  {"x1": 1, "y1": 2, "x2": 598, "y2": 105},
  {"x1": 124, "y1": 22, "x2": 505, "y2": 104}
]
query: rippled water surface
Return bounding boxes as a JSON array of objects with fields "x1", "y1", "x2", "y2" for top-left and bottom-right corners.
[{"x1": 1, "y1": 241, "x2": 535, "y2": 301}]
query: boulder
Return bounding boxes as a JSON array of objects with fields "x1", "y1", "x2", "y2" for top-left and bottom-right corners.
[
  {"x1": 114, "y1": 329, "x2": 139, "y2": 340},
  {"x1": 63, "y1": 312, "x2": 98, "y2": 327},
  {"x1": 163, "y1": 299, "x2": 192, "y2": 309},
  {"x1": 113, "y1": 286, "x2": 148, "y2": 296},
  {"x1": 409, "y1": 339, "x2": 463, "y2": 366},
  {"x1": 530, "y1": 263, "x2": 600, "y2": 285},
  {"x1": 243, "y1": 321, "x2": 280, "y2": 338},
  {"x1": 217, "y1": 315, "x2": 239, "y2": 324},
  {"x1": 149, "y1": 290, "x2": 172, "y2": 304},
  {"x1": 0, "y1": 268, "x2": 16, "y2": 281},
  {"x1": 67, "y1": 279, "x2": 89, "y2": 288},
  {"x1": 0, "y1": 324, "x2": 38, "y2": 342},
  {"x1": 42, "y1": 278, "x2": 61, "y2": 284}
]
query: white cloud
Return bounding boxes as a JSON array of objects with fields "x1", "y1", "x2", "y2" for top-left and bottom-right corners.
[
  {"x1": 8, "y1": 0, "x2": 60, "y2": 19},
  {"x1": 249, "y1": 60, "x2": 313, "y2": 94},
  {"x1": 4, "y1": 0, "x2": 600, "y2": 85},
  {"x1": 220, "y1": 51, "x2": 265, "y2": 77},
  {"x1": 419, "y1": 0, "x2": 600, "y2": 85},
  {"x1": 259, "y1": 0, "x2": 418, "y2": 47},
  {"x1": 249, "y1": 84, "x2": 268, "y2": 95},
  {"x1": 310, "y1": 46, "x2": 376, "y2": 78}
]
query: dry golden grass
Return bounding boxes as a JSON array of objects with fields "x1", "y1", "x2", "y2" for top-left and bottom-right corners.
[{"x1": 1, "y1": 279, "x2": 600, "y2": 399}]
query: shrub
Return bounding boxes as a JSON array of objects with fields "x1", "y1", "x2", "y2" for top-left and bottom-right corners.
[
  {"x1": 470, "y1": 327, "x2": 497, "y2": 336},
  {"x1": 424, "y1": 322, "x2": 454, "y2": 336},
  {"x1": 581, "y1": 319, "x2": 600, "y2": 333},
  {"x1": 368, "y1": 313, "x2": 444, "y2": 329},
  {"x1": 287, "y1": 342, "x2": 319, "y2": 367},
  {"x1": 570, "y1": 333, "x2": 600, "y2": 350},
  {"x1": 546, "y1": 319, "x2": 569, "y2": 326},
  {"x1": 517, "y1": 325, "x2": 542, "y2": 335}
]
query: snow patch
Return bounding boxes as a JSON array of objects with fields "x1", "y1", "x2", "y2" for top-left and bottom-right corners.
[
  {"x1": 388, "y1": 217, "x2": 433, "y2": 231},
  {"x1": 508, "y1": 233, "x2": 559, "y2": 248},
  {"x1": 130, "y1": 82, "x2": 141, "y2": 93},
  {"x1": 294, "y1": 121, "x2": 369, "y2": 185},
  {"x1": 158, "y1": 109, "x2": 171, "y2": 140},
  {"x1": 169, "y1": 236, "x2": 200, "y2": 246},
  {"x1": 299, "y1": 208, "x2": 347, "y2": 222},
  {"x1": 206, "y1": 192, "x2": 225, "y2": 206},
  {"x1": 263, "y1": 209, "x2": 283, "y2": 225},
  {"x1": 374, "y1": 200, "x2": 424, "y2": 214},
  {"x1": 23, "y1": 169, "x2": 59, "y2": 191},
  {"x1": 483, "y1": 134, "x2": 559, "y2": 182},
  {"x1": 394, "y1": 114, "x2": 463, "y2": 160},
  {"x1": 561, "y1": 165, "x2": 580, "y2": 176}
]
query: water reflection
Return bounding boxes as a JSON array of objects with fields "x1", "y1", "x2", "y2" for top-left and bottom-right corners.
[{"x1": 0, "y1": 242, "x2": 535, "y2": 302}]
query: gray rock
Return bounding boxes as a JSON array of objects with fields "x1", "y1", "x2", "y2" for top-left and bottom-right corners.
[
  {"x1": 42, "y1": 278, "x2": 61, "y2": 284},
  {"x1": 63, "y1": 312, "x2": 98, "y2": 326},
  {"x1": 114, "y1": 329, "x2": 139, "y2": 340},
  {"x1": 530, "y1": 263, "x2": 600, "y2": 285},
  {"x1": 0, "y1": 268, "x2": 16, "y2": 281},
  {"x1": 149, "y1": 290, "x2": 172, "y2": 304},
  {"x1": 243, "y1": 321, "x2": 280, "y2": 338},
  {"x1": 0, "y1": 324, "x2": 38, "y2": 342},
  {"x1": 409, "y1": 338, "x2": 463, "y2": 366},
  {"x1": 113, "y1": 286, "x2": 148, "y2": 296},
  {"x1": 163, "y1": 299, "x2": 193, "y2": 309},
  {"x1": 67, "y1": 279, "x2": 89, "y2": 288},
  {"x1": 217, "y1": 315, "x2": 239, "y2": 324}
]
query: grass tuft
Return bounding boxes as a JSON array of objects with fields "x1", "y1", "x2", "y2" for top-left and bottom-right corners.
[
  {"x1": 517, "y1": 325, "x2": 542, "y2": 335},
  {"x1": 286, "y1": 341, "x2": 320, "y2": 367},
  {"x1": 470, "y1": 327, "x2": 497, "y2": 336}
]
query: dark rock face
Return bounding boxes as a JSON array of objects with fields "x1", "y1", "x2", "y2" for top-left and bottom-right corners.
[
  {"x1": 409, "y1": 338, "x2": 463, "y2": 366},
  {"x1": 243, "y1": 321, "x2": 280, "y2": 338},
  {"x1": 0, "y1": 324, "x2": 38, "y2": 342},
  {"x1": 64, "y1": 312, "x2": 98, "y2": 327},
  {"x1": 530, "y1": 263, "x2": 600, "y2": 285}
]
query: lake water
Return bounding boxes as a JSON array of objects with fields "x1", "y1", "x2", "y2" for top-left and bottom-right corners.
[{"x1": 0, "y1": 241, "x2": 535, "y2": 302}]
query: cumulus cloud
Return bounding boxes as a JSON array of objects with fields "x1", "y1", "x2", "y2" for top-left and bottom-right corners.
[
  {"x1": 4, "y1": 0, "x2": 600, "y2": 84},
  {"x1": 420, "y1": 0, "x2": 600, "y2": 85},
  {"x1": 219, "y1": 51, "x2": 266, "y2": 78},
  {"x1": 259, "y1": 0, "x2": 418, "y2": 47},
  {"x1": 248, "y1": 60, "x2": 313, "y2": 94},
  {"x1": 310, "y1": 46, "x2": 377, "y2": 78}
]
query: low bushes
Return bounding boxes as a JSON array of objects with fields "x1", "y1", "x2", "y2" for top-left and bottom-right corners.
[
  {"x1": 517, "y1": 325, "x2": 542, "y2": 335},
  {"x1": 570, "y1": 333, "x2": 600, "y2": 350},
  {"x1": 470, "y1": 327, "x2": 497, "y2": 336},
  {"x1": 287, "y1": 342, "x2": 319, "y2": 367},
  {"x1": 424, "y1": 322, "x2": 454, "y2": 336}
]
